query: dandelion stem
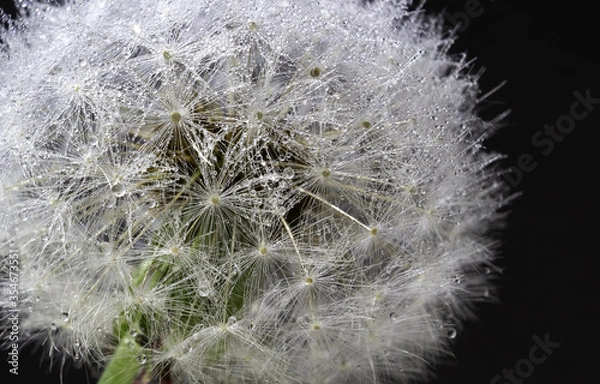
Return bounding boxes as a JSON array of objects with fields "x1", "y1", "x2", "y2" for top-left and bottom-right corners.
[{"x1": 97, "y1": 336, "x2": 143, "y2": 384}]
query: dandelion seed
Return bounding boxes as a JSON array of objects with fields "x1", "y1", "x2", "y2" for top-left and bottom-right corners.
[{"x1": 310, "y1": 66, "x2": 322, "y2": 78}]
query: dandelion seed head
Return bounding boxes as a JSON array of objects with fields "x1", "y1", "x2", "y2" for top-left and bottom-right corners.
[{"x1": 1, "y1": 0, "x2": 509, "y2": 383}]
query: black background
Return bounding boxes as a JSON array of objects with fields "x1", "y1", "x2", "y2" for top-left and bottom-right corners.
[{"x1": 1, "y1": 0, "x2": 597, "y2": 383}]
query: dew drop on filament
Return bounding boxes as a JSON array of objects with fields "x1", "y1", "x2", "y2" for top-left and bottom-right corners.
[
  {"x1": 447, "y1": 328, "x2": 457, "y2": 339},
  {"x1": 282, "y1": 167, "x2": 295, "y2": 179},
  {"x1": 111, "y1": 183, "x2": 126, "y2": 197}
]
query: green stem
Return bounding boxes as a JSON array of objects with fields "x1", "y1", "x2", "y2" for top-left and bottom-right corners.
[
  {"x1": 97, "y1": 336, "x2": 143, "y2": 384},
  {"x1": 98, "y1": 259, "x2": 157, "y2": 384}
]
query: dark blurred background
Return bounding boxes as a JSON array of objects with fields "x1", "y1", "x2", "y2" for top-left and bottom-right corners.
[{"x1": 1, "y1": 0, "x2": 598, "y2": 383}]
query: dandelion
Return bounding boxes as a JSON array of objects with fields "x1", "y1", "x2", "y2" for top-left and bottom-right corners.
[{"x1": 1, "y1": 0, "x2": 508, "y2": 383}]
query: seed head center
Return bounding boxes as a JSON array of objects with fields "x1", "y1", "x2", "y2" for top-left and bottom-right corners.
[{"x1": 170, "y1": 111, "x2": 182, "y2": 124}]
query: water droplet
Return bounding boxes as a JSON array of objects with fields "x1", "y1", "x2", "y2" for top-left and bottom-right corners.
[
  {"x1": 181, "y1": 341, "x2": 192, "y2": 353},
  {"x1": 61, "y1": 312, "x2": 69, "y2": 322},
  {"x1": 137, "y1": 354, "x2": 147, "y2": 364},
  {"x1": 198, "y1": 282, "x2": 210, "y2": 297},
  {"x1": 282, "y1": 167, "x2": 294, "y2": 179},
  {"x1": 191, "y1": 330, "x2": 202, "y2": 340},
  {"x1": 111, "y1": 183, "x2": 126, "y2": 197},
  {"x1": 226, "y1": 316, "x2": 236, "y2": 325},
  {"x1": 447, "y1": 328, "x2": 457, "y2": 339},
  {"x1": 88, "y1": 135, "x2": 98, "y2": 145}
]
